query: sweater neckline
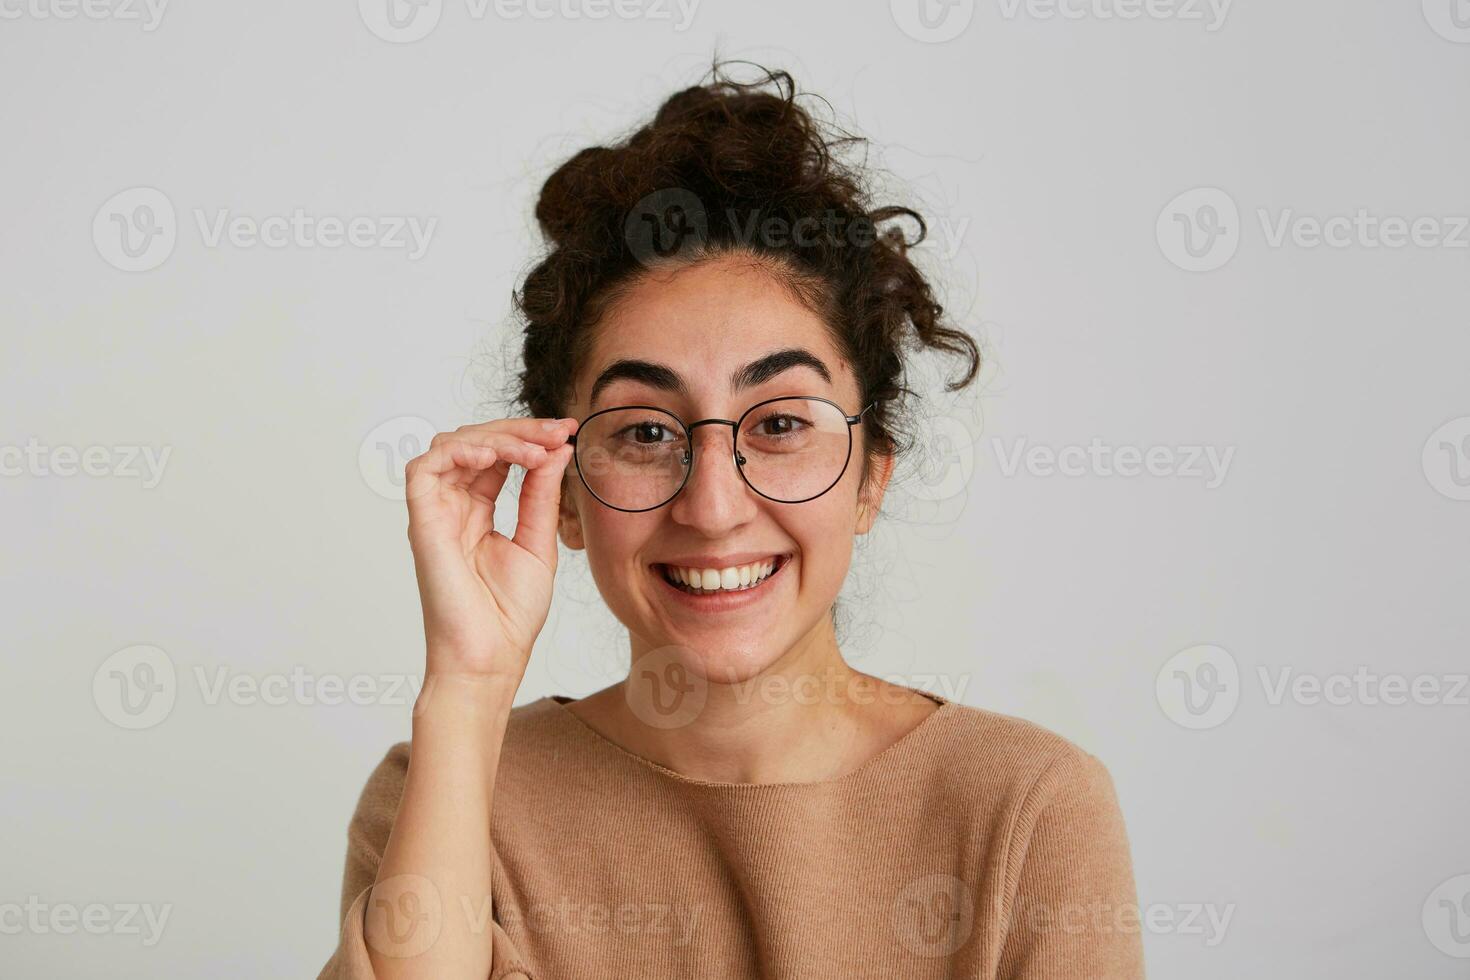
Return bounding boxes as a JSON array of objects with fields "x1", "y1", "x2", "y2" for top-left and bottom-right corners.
[{"x1": 537, "y1": 684, "x2": 956, "y2": 791}]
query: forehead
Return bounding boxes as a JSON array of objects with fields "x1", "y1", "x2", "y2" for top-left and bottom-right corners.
[{"x1": 578, "y1": 255, "x2": 853, "y2": 409}]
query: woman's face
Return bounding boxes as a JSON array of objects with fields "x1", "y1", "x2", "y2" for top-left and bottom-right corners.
[{"x1": 557, "y1": 252, "x2": 893, "y2": 685}]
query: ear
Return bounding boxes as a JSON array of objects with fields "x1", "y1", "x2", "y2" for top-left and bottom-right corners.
[
  {"x1": 557, "y1": 475, "x2": 586, "y2": 551},
  {"x1": 854, "y1": 450, "x2": 896, "y2": 535}
]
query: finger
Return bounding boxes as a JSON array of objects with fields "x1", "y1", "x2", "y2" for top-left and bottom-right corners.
[
  {"x1": 405, "y1": 439, "x2": 539, "y2": 505},
  {"x1": 430, "y1": 428, "x2": 564, "y2": 487},
  {"x1": 512, "y1": 442, "x2": 575, "y2": 569},
  {"x1": 464, "y1": 424, "x2": 576, "y2": 539},
  {"x1": 452, "y1": 416, "x2": 579, "y2": 450},
  {"x1": 463, "y1": 457, "x2": 513, "y2": 505}
]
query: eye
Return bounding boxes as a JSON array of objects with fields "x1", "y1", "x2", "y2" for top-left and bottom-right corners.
[
  {"x1": 615, "y1": 419, "x2": 679, "y2": 446},
  {"x1": 750, "y1": 412, "x2": 808, "y2": 438}
]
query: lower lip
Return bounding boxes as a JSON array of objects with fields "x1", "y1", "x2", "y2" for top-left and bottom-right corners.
[{"x1": 652, "y1": 556, "x2": 791, "y2": 613}]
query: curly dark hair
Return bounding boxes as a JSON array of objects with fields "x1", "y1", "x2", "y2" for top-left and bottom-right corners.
[{"x1": 511, "y1": 60, "x2": 980, "y2": 492}]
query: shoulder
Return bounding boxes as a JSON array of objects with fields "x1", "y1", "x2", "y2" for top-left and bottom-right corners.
[
  {"x1": 923, "y1": 700, "x2": 1123, "y2": 821},
  {"x1": 936, "y1": 705, "x2": 1145, "y2": 975},
  {"x1": 923, "y1": 702, "x2": 1134, "y2": 890}
]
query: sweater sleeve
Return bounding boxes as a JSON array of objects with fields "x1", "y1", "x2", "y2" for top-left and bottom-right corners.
[
  {"x1": 995, "y1": 748, "x2": 1147, "y2": 980},
  {"x1": 314, "y1": 742, "x2": 531, "y2": 980}
]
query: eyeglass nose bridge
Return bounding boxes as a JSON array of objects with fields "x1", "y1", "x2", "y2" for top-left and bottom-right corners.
[{"x1": 684, "y1": 417, "x2": 746, "y2": 467}]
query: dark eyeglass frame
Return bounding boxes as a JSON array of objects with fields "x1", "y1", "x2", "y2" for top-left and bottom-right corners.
[{"x1": 567, "y1": 395, "x2": 880, "y2": 512}]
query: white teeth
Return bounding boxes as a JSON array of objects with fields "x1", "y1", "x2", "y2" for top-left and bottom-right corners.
[{"x1": 662, "y1": 557, "x2": 782, "y2": 593}]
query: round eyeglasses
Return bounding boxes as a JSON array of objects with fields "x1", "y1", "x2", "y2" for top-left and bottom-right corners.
[{"x1": 568, "y1": 396, "x2": 878, "y2": 512}]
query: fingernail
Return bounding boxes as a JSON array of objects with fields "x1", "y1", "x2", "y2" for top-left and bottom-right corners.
[{"x1": 541, "y1": 420, "x2": 564, "y2": 431}]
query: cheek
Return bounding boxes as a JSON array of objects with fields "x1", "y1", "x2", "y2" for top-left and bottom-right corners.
[
  {"x1": 784, "y1": 497, "x2": 857, "y2": 587},
  {"x1": 577, "y1": 508, "x2": 659, "y2": 608},
  {"x1": 581, "y1": 509, "x2": 640, "y2": 567}
]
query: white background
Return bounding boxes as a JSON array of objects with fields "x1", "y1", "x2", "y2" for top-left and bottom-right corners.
[{"x1": 2, "y1": 0, "x2": 1468, "y2": 976}]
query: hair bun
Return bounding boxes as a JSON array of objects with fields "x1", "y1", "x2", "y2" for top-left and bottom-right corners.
[{"x1": 534, "y1": 145, "x2": 618, "y2": 247}]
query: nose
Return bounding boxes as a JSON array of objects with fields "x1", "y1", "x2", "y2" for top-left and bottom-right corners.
[{"x1": 668, "y1": 422, "x2": 757, "y2": 530}]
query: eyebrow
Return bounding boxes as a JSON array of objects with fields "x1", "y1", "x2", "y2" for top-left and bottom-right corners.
[{"x1": 588, "y1": 347, "x2": 835, "y2": 408}]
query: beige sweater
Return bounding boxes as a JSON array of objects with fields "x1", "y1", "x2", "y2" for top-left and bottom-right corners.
[{"x1": 317, "y1": 693, "x2": 1145, "y2": 979}]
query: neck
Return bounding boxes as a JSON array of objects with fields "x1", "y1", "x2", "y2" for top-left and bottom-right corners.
[{"x1": 592, "y1": 617, "x2": 890, "y2": 784}]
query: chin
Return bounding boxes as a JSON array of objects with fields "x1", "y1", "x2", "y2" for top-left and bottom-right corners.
[{"x1": 674, "y1": 641, "x2": 782, "y2": 687}]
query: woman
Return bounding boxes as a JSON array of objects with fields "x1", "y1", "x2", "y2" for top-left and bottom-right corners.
[{"x1": 318, "y1": 64, "x2": 1145, "y2": 980}]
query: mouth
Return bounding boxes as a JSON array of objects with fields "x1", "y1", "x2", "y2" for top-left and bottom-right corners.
[{"x1": 650, "y1": 553, "x2": 794, "y2": 610}]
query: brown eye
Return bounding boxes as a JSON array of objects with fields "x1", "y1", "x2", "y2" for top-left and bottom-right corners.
[
  {"x1": 633, "y1": 422, "x2": 668, "y2": 444},
  {"x1": 753, "y1": 413, "x2": 807, "y2": 438}
]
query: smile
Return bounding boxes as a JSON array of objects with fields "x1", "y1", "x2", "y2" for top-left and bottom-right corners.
[{"x1": 650, "y1": 554, "x2": 793, "y2": 606}]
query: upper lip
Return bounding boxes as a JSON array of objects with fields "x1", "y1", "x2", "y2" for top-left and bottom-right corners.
[{"x1": 653, "y1": 552, "x2": 790, "y2": 569}]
